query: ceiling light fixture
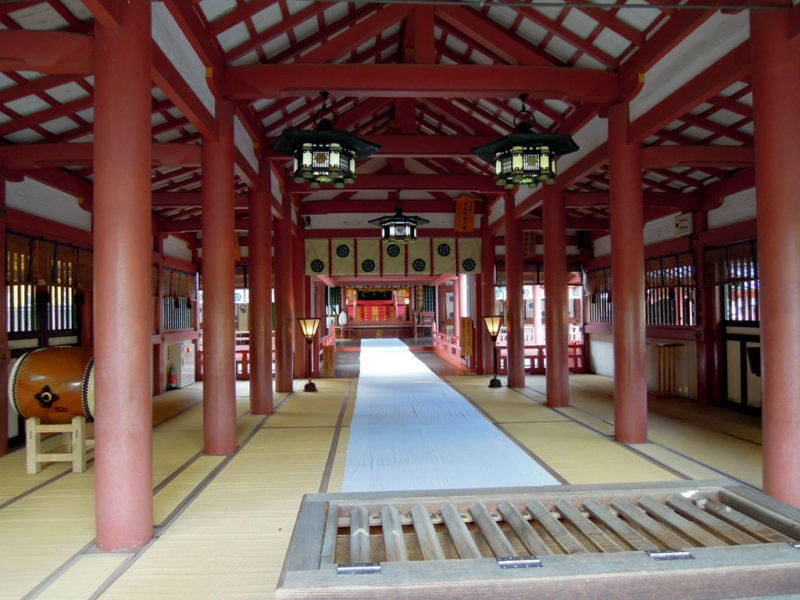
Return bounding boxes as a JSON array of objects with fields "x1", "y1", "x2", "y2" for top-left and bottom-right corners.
[
  {"x1": 368, "y1": 199, "x2": 429, "y2": 242},
  {"x1": 272, "y1": 91, "x2": 380, "y2": 189},
  {"x1": 472, "y1": 93, "x2": 579, "y2": 189}
]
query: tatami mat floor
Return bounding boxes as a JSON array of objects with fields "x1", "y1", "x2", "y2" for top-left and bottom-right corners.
[{"x1": 0, "y1": 359, "x2": 765, "y2": 599}]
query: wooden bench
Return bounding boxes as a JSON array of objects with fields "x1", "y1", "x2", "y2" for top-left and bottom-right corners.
[
  {"x1": 26, "y1": 416, "x2": 94, "y2": 474},
  {"x1": 277, "y1": 480, "x2": 800, "y2": 599}
]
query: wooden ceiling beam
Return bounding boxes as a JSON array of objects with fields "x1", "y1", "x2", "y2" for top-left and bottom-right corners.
[
  {"x1": 161, "y1": 0, "x2": 225, "y2": 95},
  {"x1": 25, "y1": 168, "x2": 94, "y2": 209},
  {"x1": 82, "y1": 0, "x2": 124, "y2": 29},
  {"x1": 641, "y1": 145, "x2": 754, "y2": 169},
  {"x1": 630, "y1": 41, "x2": 751, "y2": 143},
  {"x1": 0, "y1": 95, "x2": 93, "y2": 138},
  {"x1": 0, "y1": 30, "x2": 92, "y2": 74},
  {"x1": 153, "y1": 192, "x2": 249, "y2": 208},
  {"x1": 298, "y1": 4, "x2": 412, "y2": 64},
  {"x1": 618, "y1": 5, "x2": 715, "y2": 88},
  {"x1": 286, "y1": 174, "x2": 498, "y2": 194},
  {"x1": 208, "y1": 0, "x2": 275, "y2": 35},
  {"x1": 152, "y1": 44, "x2": 217, "y2": 141},
  {"x1": 435, "y1": 5, "x2": 552, "y2": 67},
  {"x1": 514, "y1": 6, "x2": 618, "y2": 69},
  {"x1": 422, "y1": 99, "x2": 500, "y2": 136},
  {"x1": 301, "y1": 199, "x2": 457, "y2": 215},
  {"x1": 224, "y1": 1, "x2": 330, "y2": 63},
  {"x1": 224, "y1": 63, "x2": 621, "y2": 103},
  {"x1": 264, "y1": 135, "x2": 496, "y2": 159},
  {"x1": 0, "y1": 143, "x2": 202, "y2": 169}
]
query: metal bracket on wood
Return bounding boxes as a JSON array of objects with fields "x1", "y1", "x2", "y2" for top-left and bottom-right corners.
[
  {"x1": 336, "y1": 562, "x2": 382, "y2": 575},
  {"x1": 645, "y1": 550, "x2": 694, "y2": 561},
  {"x1": 497, "y1": 556, "x2": 542, "y2": 569}
]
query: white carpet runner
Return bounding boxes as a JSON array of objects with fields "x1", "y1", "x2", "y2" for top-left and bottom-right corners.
[{"x1": 341, "y1": 339, "x2": 559, "y2": 492}]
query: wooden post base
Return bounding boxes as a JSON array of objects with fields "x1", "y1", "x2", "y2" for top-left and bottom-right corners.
[{"x1": 26, "y1": 416, "x2": 94, "y2": 474}]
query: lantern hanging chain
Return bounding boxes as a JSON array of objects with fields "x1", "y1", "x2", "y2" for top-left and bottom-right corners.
[
  {"x1": 313, "y1": 91, "x2": 338, "y2": 129},
  {"x1": 513, "y1": 93, "x2": 537, "y2": 133}
]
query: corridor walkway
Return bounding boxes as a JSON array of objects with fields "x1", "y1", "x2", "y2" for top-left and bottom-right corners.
[{"x1": 0, "y1": 352, "x2": 764, "y2": 599}]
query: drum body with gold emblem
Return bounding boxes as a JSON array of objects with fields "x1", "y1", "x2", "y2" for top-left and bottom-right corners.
[{"x1": 8, "y1": 347, "x2": 94, "y2": 424}]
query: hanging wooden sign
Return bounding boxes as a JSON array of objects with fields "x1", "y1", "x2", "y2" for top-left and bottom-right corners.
[
  {"x1": 454, "y1": 195, "x2": 476, "y2": 233},
  {"x1": 522, "y1": 231, "x2": 537, "y2": 259}
]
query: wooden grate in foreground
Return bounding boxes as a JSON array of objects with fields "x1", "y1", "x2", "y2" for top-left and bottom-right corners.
[{"x1": 277, "y1": 480, "x2": 800, "y2": 599}]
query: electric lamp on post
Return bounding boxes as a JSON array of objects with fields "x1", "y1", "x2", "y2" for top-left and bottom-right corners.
[
  {"x1": 297, "y1": 317, "x2": 321, "y2": 392},
  {"x1": 483, "y1": 315, "x2": 504, "y2": 389}
]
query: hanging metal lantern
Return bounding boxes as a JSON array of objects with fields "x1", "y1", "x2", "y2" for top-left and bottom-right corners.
[
  {"x1": 472, "y1": 93, "x2": 579, "y2": 189},
  {"x1": 272, "y1": 92, "x2": 380, "y2": 188},
  {"x1": 368, "y1": 201, "x2": 429, "y2": 242}
]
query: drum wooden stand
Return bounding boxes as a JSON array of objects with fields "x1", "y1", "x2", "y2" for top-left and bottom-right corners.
[{"x1": 25, "y1": 416, "x2": 94, "y2": 474}]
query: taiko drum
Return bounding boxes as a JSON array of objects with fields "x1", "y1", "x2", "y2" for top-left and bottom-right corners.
[{"x1": 8, "y1": 346, "x2": 94, "y2": 424}]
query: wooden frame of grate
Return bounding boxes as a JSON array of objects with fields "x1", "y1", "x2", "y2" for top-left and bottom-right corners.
[{"x1": 276, "y1": 480, "x2": 800, "y2": 599}]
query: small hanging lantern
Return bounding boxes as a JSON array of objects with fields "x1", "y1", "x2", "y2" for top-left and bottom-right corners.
[
  {"x1": 472, "y1": 93, "x2": 579, "y2": 189},
  {"x1": 272, "y1": 92, "x2": 380, "y2": 189},
  {"x1": 368, "y1": 200, "x2": 429, "y2": 242}
]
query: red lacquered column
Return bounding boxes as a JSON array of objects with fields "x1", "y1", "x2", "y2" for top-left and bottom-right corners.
[
  {"x1": 750, "y1": 9, "x2": 800, "y2": 507},
  {"x1": 608, "y1": 102, "x2": 648, "y2": 443},
  {"x1": 504, "y1": 193, "x2": 525, "y2": 388},
  {"x1": 248, "y1": 157, "x2": 274, "y2": 414},
  {"x1": 292, "y1": 227, "x2": 307, "y2": 379},
  {"x1": 273, "y1": 198, "x2": 294, "y2": 392},
  {"x1": 543, "y1": 185, "x2": 570, "y2": 407},
  {"x1": 93, "y1": 1, "x2": 153, "y2": 551},
  {"x1": 201, "y1": 99, "x2": 236, "y2": 455},
  {"x1": 479, "y1": 223, "x2": 496, "y2": 375}
]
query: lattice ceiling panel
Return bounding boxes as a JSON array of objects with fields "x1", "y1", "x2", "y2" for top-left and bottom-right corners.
[{"x1": 0, "y1": 0, "x2": 766, "y2": 234}]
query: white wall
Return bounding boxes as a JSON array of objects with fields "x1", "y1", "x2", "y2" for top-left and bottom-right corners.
[
  {"x1": 588, "y1": 334, "x2": 614, "y2": 377},
  {"x1": 588, "y1": 334, "x2": 698, "y2": 399}
]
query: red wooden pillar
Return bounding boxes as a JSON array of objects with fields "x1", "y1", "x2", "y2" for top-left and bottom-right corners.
[
  {"x1": 543, "y1": 185, "x2": 570, "y2": 407},
  {"x1": 274, "y1": 198, "x2": 294, "y2": 392},
  {"x1": 93, "y1": 1, "x2": 153, "y2": 551},
  {"x1": 0, "y1": 177, "x2": 7, "y2": 456},
  {"x1": 750, "y1": 9, "x2": 800, "y2": 507},
  {"x1": 608, "y1": 102, "x2": 648, "y2": 443},
  {"x1": 693, "y1": 211, "x2": 721, "y2": 406},
  {"x1": 480, "y1": 224, "x2": 496, "y2": 375},
  {"x1": 504, "y1": 193, "x2": 525, "y2": 387},
  {"x1": 248, "y1": 157, "x2": 273, "y2": 414},
  {"x1": 292, "y1": 227, "x2": 307, "y2": 379},
  {"x1": 153, "y1": 235, "x2": 166, "y2": 396},
  {"x1": 201, "y1": 99, "x2": 236, "y2": 455}
]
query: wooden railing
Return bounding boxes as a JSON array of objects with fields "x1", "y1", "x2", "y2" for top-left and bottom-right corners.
[
  {"x1": 198, "y1": 331, "x2": 335, "y2": 381},
  {"x1": 495, "y1": 343, "x2": 585, "y2": 374},
  {"x1": 432, "y1": 331, "x2": 468, "y2": 368},
  {"x1": 197, "y1": 333, "x2": 275, "y2": 381},
  {"x1": 198, "y1": 331, "x2": 585, "y2": 380}
]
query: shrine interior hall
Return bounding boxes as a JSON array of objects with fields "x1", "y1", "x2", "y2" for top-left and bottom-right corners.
[{"x1": 1, "y1": 0, "x2": 800, "y2": 598}]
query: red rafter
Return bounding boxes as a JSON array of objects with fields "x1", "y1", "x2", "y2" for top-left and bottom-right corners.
[
  {"x1": 436, "y1": 6, "x2": 552, "y2": 67},
  {"x1": 223, "y1": 1, "x2": 329, "y2": 63},
  {"x1": 298, "y1": 4, "x2": 411, "y2": 64}
]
